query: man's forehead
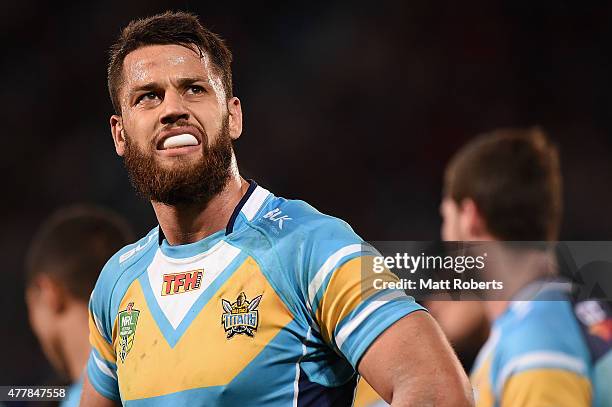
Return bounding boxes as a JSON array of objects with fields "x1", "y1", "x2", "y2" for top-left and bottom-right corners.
[{"x1": 123, "y1": 44, "x2": 211, "y2": 83}]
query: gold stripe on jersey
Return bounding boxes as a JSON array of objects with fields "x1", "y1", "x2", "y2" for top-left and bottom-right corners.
[
  {"x1": 316, "y1": 256, "x2": 400, "y2": 344},
  {"x1": 353, "y1": 379, "x2": 384, "y2": 407},
  {"x1": 89, "y1": 309, "x2": 116, "y2": 363},
  {"x1": 471, "y1": 356, "x2": 495, "y2": 407},
  {"x1": 501, "y1": 369, "x2": 591, "y2": 407}
]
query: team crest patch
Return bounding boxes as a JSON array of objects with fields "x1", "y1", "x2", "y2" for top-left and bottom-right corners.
[
  {"x1": 221, "y1": 292, "x2": 262, "y2": 339},
  {"x1": 161, "y1": 269, "x2": 203, "y2": 296},
  {"x1": 118, "y1": 302, "x2": 140, "y2": 363}
]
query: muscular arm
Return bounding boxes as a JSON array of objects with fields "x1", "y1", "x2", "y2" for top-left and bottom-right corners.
[
  {"x1": 358, "y1": 311, "x2": 474, "y2": 407},
  {"x1": 80, "y1": 373, "x2": 120, "y2": 407}
]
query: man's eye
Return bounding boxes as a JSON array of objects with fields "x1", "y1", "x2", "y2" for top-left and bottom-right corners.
[
  {"x1": 187, "y1": 85, "x2": 204, "y2": 94},
  {"x1": 136, "y1": 92, "x2": 158, "y2": 104}
]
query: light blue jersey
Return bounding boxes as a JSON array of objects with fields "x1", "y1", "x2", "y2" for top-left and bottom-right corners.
[
  {"x1": 471, "y1": 281, "x2": 612, "y2": 407},
  {"x1": 59, "y1": 378, "x2": 83, "y2": 407},
  {"x1": 86, "y1": 181, "x2": 424, "y2": 406}
]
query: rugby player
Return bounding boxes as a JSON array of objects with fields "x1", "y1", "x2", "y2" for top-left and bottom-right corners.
[
  {"x1": 440, "y1": 127, "x2": 612, "y2": 406},
  {"x1": 80, "y1": 11, "x2": 473, "y2": 407},
  {"x1": 25, "y1": 205, "x2": 133, "y2": 406}
]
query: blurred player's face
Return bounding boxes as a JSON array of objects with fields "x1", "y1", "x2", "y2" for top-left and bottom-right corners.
[
  {"x1": 25, "y1": 276, "x2": 66, "y2": 377},
  {"x1": 441, "y1": 197, "x2": 491, "y2": 241},
  {"x1": 441, "y1": 197, "x2": 464, "y2": 241},
  {"x1": 110, "y1": 44, "x2": 243, "y2": 205}
]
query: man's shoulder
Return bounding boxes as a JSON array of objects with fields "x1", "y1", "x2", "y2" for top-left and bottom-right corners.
[
  {"x1": 245, "y1": 194, "x2": 375, "y2": 288},
  {"x1": 92, "y1": 226, "x2": 159, "y2": 301},
  {"x1": 493, "y1": 300, "x2": 590, "y2": 378},
  {"x1": 502, "y1": 300, "x2": 581, "y2": 347},
  {"x1": 250, "y1": 194, "x2": 363, "y2": 245}
]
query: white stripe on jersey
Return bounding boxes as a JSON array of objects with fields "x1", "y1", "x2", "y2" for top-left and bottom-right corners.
[
  {"x1": 92, "y1": 311, "x2": 108, "y2": 343},
  {"x1": 335, "y1": 290, "x2": 406, "y2": 349},
  {"x1": 93, "y1": 351, "x2": 117, "y2": 380},
  {"x1": 495, "y1": 351, "x2": 588, "y2": 395},
  {"x1": 292, "y1": 327, "x2": 312, "y2": 407},
  {"x1": 307, "y1": 244, "x2": 379, "y2": 308},
  {"x1": 241, "y1": 186, "x2": 271, "y2": 221}
]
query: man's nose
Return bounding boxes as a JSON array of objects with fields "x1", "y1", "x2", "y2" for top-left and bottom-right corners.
[{"x1": 160, "y1": 90, "x2": 190, "y2": 124}]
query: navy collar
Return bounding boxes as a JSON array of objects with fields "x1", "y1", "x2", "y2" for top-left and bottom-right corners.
[
  {"x1": 225, "y1": 180, "x2": 258, "y2": 235},
  {"x1": 157, "y1": 179, "x2": 260, "y2": 246}
]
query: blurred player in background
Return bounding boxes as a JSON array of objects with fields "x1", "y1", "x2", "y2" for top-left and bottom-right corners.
[
  {"x1": 440, "y1": 127, "x2": 612, "y2": 406},
  {"x1": 81, "y1": 11, "x2": 473, "y2": 407},
  {"x1": 25, "y1": 205, "x2": 133, "y2": 407}
]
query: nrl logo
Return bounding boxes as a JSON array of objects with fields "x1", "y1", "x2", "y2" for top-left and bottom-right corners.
[
  {"x1": 221, "y1": 292, "x2": 262, "y2": 339},
  {"x1": 118, "y1": 302, "x2": 140, "y2": 363}
]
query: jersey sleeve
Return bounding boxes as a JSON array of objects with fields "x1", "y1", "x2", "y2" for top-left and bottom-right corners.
[
  {"x1": 303, "y1": 217, "x2": 425, "y2": 369},
  {"x1": 86, "y1": 259, "x2": 121, "y2": 402}
]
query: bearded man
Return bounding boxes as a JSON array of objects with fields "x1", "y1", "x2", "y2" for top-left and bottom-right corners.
[{"x1": 81, "y1": 11, "x2": 472, "y2": 407}]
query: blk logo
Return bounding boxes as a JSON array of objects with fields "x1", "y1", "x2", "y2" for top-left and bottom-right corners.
[
  {"x1": 263, "y1": 208, "x2": 292, "y2": 230},
  {"x1": 161, "y1": 270, "x2": 203, "y2": 296}
]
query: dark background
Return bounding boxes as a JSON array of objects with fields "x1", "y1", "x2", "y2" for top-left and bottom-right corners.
[{"x1": 2, "y1": 0, "x2": 612, "y2": 386}]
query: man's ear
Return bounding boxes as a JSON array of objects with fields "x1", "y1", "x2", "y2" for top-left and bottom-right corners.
[
  {"x1": 110, "y1": 115, "x2": 126, "y2": 156},
  {"x1": 227, "y1": 97, "x2": 243, "y2": 141},
  {"x1": 459, "y1": 198, "x2": 491, "y2": 240},
  {"x1": 31, "y1": 274, "x2": 67, "y2": 315}
]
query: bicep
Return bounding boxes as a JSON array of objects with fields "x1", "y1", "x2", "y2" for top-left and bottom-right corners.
[
  {"x1": 358, "y1": 311, "x2": 472, "y2": 406},
  {"x1": 80, "y1": 373, "x2": 120, "y2": 407}
]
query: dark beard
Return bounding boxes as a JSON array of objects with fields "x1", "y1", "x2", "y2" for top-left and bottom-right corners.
[{"x1": 123, "y1": 117, "x2": 233, "y2": 206}]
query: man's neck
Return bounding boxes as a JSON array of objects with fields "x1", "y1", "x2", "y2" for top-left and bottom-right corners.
[
  {"x1": 152, "y1": 175, "x2": 249, "y2": 246},
  {"x1": 58, "y1": 303, "x2": 90, "y2": 382},
  {"x1": 482, "y1": 246, "x2": 556, "y2": 322},
  {"x1": 484, "y1": 301, "x2": 510, "y2": 322}
]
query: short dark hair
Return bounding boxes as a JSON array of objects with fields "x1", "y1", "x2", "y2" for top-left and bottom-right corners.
[
  {"x1": 444, "y1": 127, "x2": 562, "y2": 241},
  {"x1": 107, "y1": 11, "x2": 233, "y2": 114},
  {"x1": 25, "y1": 205, "x2": 134, "y2": 301}
]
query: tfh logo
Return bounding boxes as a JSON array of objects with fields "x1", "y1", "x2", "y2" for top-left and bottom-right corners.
[{"x1": 161, "y1": 270, "x2": 203, "y2": 296}]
